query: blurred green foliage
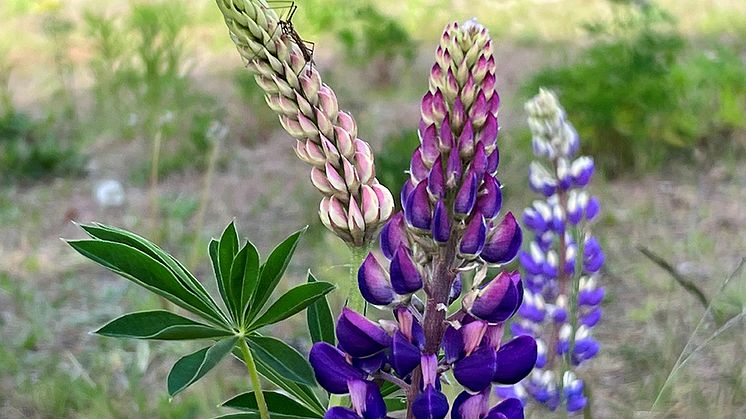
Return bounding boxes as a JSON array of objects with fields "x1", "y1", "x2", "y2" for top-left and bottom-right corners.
[{"x1": 524, "y1": 0, "x2": 746, "y2": 176}]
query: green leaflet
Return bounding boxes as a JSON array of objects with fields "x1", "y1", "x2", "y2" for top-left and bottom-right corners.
[
  {"x1": 249, "y1": 281, "x2": 335, "y2": 331},
  {"x1": 306, "y1": 271, "x2": 336, "y2": 345},
  {"x1": 221, "y1": 391, "x2": 321, "y2": 417},
  {"x1": 95, "y1": 310, "x2": 233, "y2": 340},
  {"x1": 246, "y1": 335, "x2": 316, "y2": 386},
  {"x1": 167, "y1": 336, "x2": 238, "y2": 397}
]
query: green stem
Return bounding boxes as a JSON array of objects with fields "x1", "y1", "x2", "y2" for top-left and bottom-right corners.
[
  {"x1": 239, "y1": 338, "x2": 269, "y2": 419},
  {"x1": 346, "y1": 246, "x2": 368, "y2": 314}
]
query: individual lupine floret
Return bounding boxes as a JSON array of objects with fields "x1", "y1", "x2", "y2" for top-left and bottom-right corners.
[
  {"x1": 499, "y1": 89, "x2": 605, "y2": 414},
  {"x1": 215, "y1": 0, "x2": 394, "y2": 246}
]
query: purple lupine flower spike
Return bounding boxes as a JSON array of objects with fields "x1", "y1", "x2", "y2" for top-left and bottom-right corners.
[
  {"x1": 504, "y1": 89, "x2": 605, "y2": 413},
  {"x1": 310, "y1": 19, "x2": 536, "y2": 418}
]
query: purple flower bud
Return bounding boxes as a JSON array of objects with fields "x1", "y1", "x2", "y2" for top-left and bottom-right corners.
[
  {"x1": 583, "y1": 237, "x2": 604, "y2": 273},
  {"x1": 420, "y1": 124, "x2": 440, "y2": 165},
  {"x1": 487, "y1": 398, "x2": 524, "y2": 419},
  {"x1": 476, "y1": 174, "x2": 502, "y2": 219},
  {"x1": 442, "y1": 325, "x2": 464, "y2": 364},
  {"x1": 428, "y1": 157, "x2": 446, "y2": 199},
  {"x1": 488, "y1": 91, "x2": 500, "y2": 115},
  {"x1": 380, "y1": 212, "x2": 407, "y2": 260},
  {"x1": 581, "y1": 307, "x2": 602, "y2": 327},
  {"x1": 478, "y1": 113, "x2": 498, "y2": 152},
  {"x1": 391, "y1": 331, "x2": 420, "y2": 377},
  {"x1": 432, "y1": 90, "x2": 447, "y2": 122},
  {"x1": 570, "y1": 157, "x2": 594, "y2": 187},
  {"x1": 421, "y1": 91, "x2": 435, "y2": 124},
  {"x1": 472, "y1": 142, "x2": 488, "y2": 178},
  {"x1": 578, "y1": 287, "x2": 605, "y2": 306},
  {"x1": 469, "y1": 271, "x2": 523, "y2": 323},
  {"x1": 470, "y1": 91, "x2": 489, "y2": 127},
  {"x1": 451, "y1": 97, "x2": 466, "y2": 130},
  {"x1": 493, "y1": 336, "x2": 538, "y2": 385},
  {"x1": 309, "y1": 342, "x2": 365, "y2": 394},
  {"x1": 405, "y1": 181, "x2": 432, "y2": 230},
  {"x1": 460, "y1": 215, "x2": 487, "y2": 257},
  {"x1": 446, "y1": 147, "x2": 463, "y2": 188},
  {"x1": 432, "y1": 199, "x2": 452, "y2": 243},
  {"x1": 440, "y1": 119, "x2": 454, "y2": 152},
  {"x1": 455, "y1": 172, "x2": 478, "y2": 216},
  {"x1": 410, "y1": 148, "x2": 430, "y2": 183},
  {"x1": 412, "y1": 385, "x2": 449, "y2": 419},
  {"x1": 337, "y1": 307, "x2": 392, "y2": 358},
  {"x1": 390, "y1": 245, "x2": 423, "y2": 295},
  {"x1": 358, "y1": 253, "x2": 395, "y2": 306},
  {"x1": 400, "y1": 179, "x2": 415, "y2": 209},
  {"x1": 481, "y1": 213, "x2": 522, "y2": 264},
  {"x1": 585, "y1": 196, "x2": 600, "y2": 221},
  {"x1": 454, "y1": 346, "x2": 497, "y2": 392},
  {"x1": 459, "y1": 122, "x2": 475, "y2": 158},
  {"x1": 449, "y1": 274, "x2": 463, "y2": 304},
  {"x1": 486, "y1": 148, "x2": 499, "y2": 174}
]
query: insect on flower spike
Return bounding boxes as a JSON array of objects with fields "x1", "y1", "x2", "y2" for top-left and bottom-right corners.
[{"x1": 255, "y1": 1, "x2": 315, "y2": 75}]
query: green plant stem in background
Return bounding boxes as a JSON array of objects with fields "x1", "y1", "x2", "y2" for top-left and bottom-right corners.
[
  {"x1": 346, "y1": 246, "x2": 369, "y2": 314},
  {"x1": 188, "y1": 133, "x2": 222, "y2": 270},
  {"x1": 148, "y1": 127, "x2": 163, "y2": 242},
  {"x1": 562, "y1": 225, "x2": 586, "y2": 416},
  {"x1": 239, "y1": 337, "x2": 269, "y2": 419}
]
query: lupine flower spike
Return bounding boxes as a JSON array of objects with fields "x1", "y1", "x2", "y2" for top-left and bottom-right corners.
[
  {"x1": 215, "y1": 0, "x2": 394, "y2": 246},
  {"x1": 497, "y1": 89, "x2": 604, "y2": 414},
  {"x1": 310, "y1": 20, "x2": 537, "y2": 418}
]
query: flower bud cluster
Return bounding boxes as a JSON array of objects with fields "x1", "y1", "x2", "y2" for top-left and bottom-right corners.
[
  {"x1": 499, "y1": 89, "x2": 605, "y2": 413},
  {"x1": 216, "y1": 0, "x2": 394, "y2": 246},
  {"x1": 309, "y1": 20, "x2": 537, "y2": 419}
]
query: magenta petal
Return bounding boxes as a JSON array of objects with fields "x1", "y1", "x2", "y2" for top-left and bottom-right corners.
[
  {"x1": 481, "y1": 212, "x2": 522, "y2": 264},
  {"x1": 453, "y1": 346, "x2": 497, "y2": 392},
  {"x1": 309, "y1": 342, "x2": 365, "y2": 394},
  {"x1": 405, "y1": 180, "x2": 432, "y2": 230},
  {"x1": 493, "y1": 335, "x2": 538, "y2": 384},
  {"x1": 358, "y1": 253, "x2": 395, "y2": 306},
  {"x1": 337, "y1": 307, "x2": 392, "y2": 358},
  {"x1": 390, "y1": 245, "x2": 423, "y2": 295}
]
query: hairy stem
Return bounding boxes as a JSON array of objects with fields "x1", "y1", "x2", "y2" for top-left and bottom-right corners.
[
  {"x1": 239, "y1": 338, "x2": 269, "y2": 419},
  {"x1": 346, "y1": 245, "x2": 368, "y2": 314}
]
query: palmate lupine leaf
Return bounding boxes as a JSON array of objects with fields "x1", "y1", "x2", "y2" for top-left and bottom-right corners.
[
  {"x1": 95, "y1": 310, "x2": 233, "y2": 340},
  {"x1": 216, "y1": 221, "x2": 240, "y2": 317},
  {"x1": 305, "y1": 272, "x2": 336, "y2": 345},
  {"x1": 168, "y1": 336, "x2": 239, "y2": 397},
  {"x1": 221, "y1": 391, "x2": 322, "y2": 418}
]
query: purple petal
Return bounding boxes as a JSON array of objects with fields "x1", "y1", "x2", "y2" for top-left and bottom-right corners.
[
  {"x1": 454, "y1": 172, "x2": 478, "y2": 216},
  {"x1": 448, "y1": 274, "x2": 462, "y2": 305},
  {"x1": 488, "y1": 398, "x2": 524, "y2": 419},
  {"x1": 453, "y1": 346, "x2": 497, "y2": 392},
  {"x1": 405, "y1": 180, "x2": 432, "y2": 230},
  {"x1": 459, "y1": 122, "x2": 475, "y2": 158},
  {"x1": 410, "y1": 148, "x2": 430, "y2": 183},
  {"x1": 481, "y1": 213, "x2": 522, "y2": 264},
  {"x1": 493, "y1": 336, "x2": 537, "y2": 385},
  {"x1": 475, "y1": 175, "x2": 502, "y2": 219},
  {"x1": 486, "y1": 148, "x2": 499, "y2": 174},
  {"x1": 428, "y1": 156, "x2": 445, "y2": 199},
  {"x1": 379, "y1": 212, "x2": 407, "y2": 260},
  {"x1": 352, "y1": 351, "x2": 386, "y2": 374},
  {"x1": 446, "y1": 147, "x2": 463, "y2": 188},
  {"x1": 581, "y1": 307, "x2": 602, "y2": 327},
  {"x1": 472, "y1": 141, "x2": 488, "y2": 178},
  {"x1": 324, "y1": 407, "x2": 361, "y2": 419},
  {"x1": 431, "y1": 199, "x2": 451, "y2": 243},
  {"x1": 391, "y1": 331, "x2": 420, "y2": 377},
  {"x1": 460, "y1": 215, "x2": 487, "y2": 256},
  {"x1": 477, "y1": 113, "x2": 498, "y2": 151},
  {"x1": 585, "y1": 196, "x2": 600, "y2": 221},
  {"x1": 358, "y1": 253, "x2": 395, "y2": 306},
  {"x1": 400, "y1": 179, "x2": 415, "y2": 210},
  {"x1": 440, "y1": 119, "x2": 453, "y2": 152},
  {"x1": 349, "y1": 380, "x2": 386, "y2": 419},
  {"x1": 451, "y1": 390, "x2": 489, "y2": 419},
  {"x1": 309, "y1": 342, "x2": 365, "y2": 394},
  {"x1": 441, "y1": 325, "x2": 464, "y2": 364},
  {"x1": 470, "y1": 271, "x2": 523, "y2": 323},
  {"x1": 390, "y1": 245, "x2": 423, "y2": 295},
  {"x1": 412, "y1": 385, "x2": 449, "y2": 419},
  {"x1": 337, "y1": 307, "x2": 392, "y2": 358},
  {"x1": 420, "y1": 124, "x2": 440, "y2": 164}
]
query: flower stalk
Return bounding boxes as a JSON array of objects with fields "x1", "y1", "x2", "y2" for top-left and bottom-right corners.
[{"x1": 239, "y1": 337, "x2": 269, "y2": 419}]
